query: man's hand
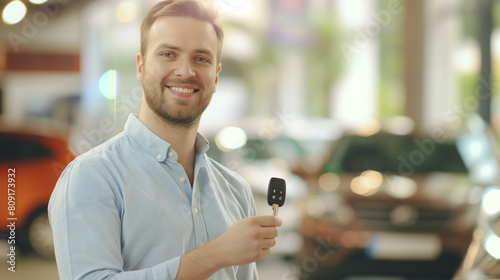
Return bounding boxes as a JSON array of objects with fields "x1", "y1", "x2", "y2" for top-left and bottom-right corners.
[
  {"x1": 175, "y1": 215, "x2": 282, "y2": 280},
  {"x1": 212, "y1": 215, "x2": 282, "y2": 267}
]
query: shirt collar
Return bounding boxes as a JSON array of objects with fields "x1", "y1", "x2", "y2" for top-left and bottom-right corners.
[
  {"x1": 125, "y1": 114, "x2": 210, "y2": 162},
  {"x1": 195, "y1": 132, "x2": 210, "y2": 155}
]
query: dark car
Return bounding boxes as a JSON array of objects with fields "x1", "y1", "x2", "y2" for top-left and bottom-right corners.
[
  {"x1": 296, "y1": 128, "x2": 484, "y2": 279},
  {"x1": 0, "y1": 123, "x2": 74, "y2": 259}
]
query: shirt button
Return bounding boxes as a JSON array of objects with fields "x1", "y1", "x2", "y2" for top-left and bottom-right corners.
[
  {"x1": 168, "y1": 151, "x2": 174, "y2": 157},
  {"x1": 194, "y1": 208, "x2": 199, "y2": 214},
  {"x1": 180, "y1": 177, "x2": 186, "y2": 183},
  {"x1": 157, "y1": 154, "x2": 162, "y2": 159}
]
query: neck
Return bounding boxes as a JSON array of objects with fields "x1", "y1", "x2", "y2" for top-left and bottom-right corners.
[{"x1": 138, "y1": 104, "x2": 199, "y2": 183}]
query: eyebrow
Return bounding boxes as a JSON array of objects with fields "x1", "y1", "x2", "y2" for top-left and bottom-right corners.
[{"x1": 155, "y1": 43, "x2": 215, "y2": 59}]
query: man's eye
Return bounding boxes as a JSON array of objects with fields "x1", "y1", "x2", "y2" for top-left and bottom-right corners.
[
  {"x1": 162, "y1": 52, "x2": 174, "y2": 57},
  {"x1": 195, "y1": 57, "x2": 209, "y2": 63}
]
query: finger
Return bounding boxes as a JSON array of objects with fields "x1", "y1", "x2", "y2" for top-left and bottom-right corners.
[
  {"x1": 259, "y1": 227, "x2": 279, "y2": 239},
  {"x1": 260, "y1": 248, "x2": 271, "y2": 258},
  {"x1": 261, "y1": 238, "x2": 277, "y2": 249},
  {"x1": 275, "y1": 217, "x2": 282, "y2": 227},
  {"x1": 256, "y1": 215, "x2": 282, "y2": 227}
]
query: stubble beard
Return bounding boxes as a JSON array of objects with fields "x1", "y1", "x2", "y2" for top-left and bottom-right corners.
[{"x1": 142, "y1": 72, "x2": 211, "y2": 129}]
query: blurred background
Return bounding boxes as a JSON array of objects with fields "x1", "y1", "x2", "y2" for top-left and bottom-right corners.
[{"x1": 1, "y1": 0, "x2": 500, "y2": 279}]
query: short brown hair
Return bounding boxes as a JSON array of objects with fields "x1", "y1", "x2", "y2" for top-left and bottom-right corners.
[{"x1": 140, "y1": 0, "x2": 224, "y2": 64}]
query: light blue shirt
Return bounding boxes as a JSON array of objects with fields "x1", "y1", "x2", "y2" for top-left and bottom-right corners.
[{"x1": 49, "y1": 114, "x2": 258, "y2": 280}]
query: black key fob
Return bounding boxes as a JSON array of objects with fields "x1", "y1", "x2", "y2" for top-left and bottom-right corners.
[{"x1": 267, "y1": 177, "x2": 286, "y2": 207}]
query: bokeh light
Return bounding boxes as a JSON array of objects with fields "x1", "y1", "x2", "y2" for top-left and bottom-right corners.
[
  {"x1": 29, "y1": 0, "x2": 48, "y2": 4},
  {"x1": 115, "y1": 2, "x2": 137, "y2": 23},
  {"x1": 99, "y1": 70, "x2": 118, "y2": 100},
  {"x1": 2, "y1": 0, "x2": 27, "y2": 25},
  {"x1": 483, "y1": 188, "x2": 500, "y2": 216},
  {"x1": 215, "y1": 126, "x2": 247, "y2": 151},
  {"x1": 350, "y1": 170, "x2": 383, "y2": 196}
]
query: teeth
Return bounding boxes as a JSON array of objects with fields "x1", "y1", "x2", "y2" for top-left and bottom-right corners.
[{"x1": 169, "y1": 87, "x2": 195, "y2": 94}]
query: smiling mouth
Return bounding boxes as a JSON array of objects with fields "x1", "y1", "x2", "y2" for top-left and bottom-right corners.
[{"x1": 167, "y1": 86, "x2": 199, "y2": 94}]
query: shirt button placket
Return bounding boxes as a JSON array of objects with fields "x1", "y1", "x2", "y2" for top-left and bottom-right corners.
[{"x1": 192, "y1": 206, "x2": 202, "y2": 246}]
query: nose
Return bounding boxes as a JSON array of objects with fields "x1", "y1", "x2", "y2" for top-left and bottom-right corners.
[{"x1": 174, "y1": 57, "x2": 195, "y2": 78}]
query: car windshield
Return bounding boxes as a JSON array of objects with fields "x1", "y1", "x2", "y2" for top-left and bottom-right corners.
[{"x1": 324, "y1": 135, "x2": 468, "y2": 174}]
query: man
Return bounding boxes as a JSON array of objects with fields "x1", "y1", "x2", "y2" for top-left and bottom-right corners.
[{"x1": 48, "y1": 0, "x2": 281, "y2": 279}]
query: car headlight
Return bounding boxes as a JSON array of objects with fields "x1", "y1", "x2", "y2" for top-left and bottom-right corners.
[{"x1": 350, "y1": 170, "x2": 383, "y2": 197}]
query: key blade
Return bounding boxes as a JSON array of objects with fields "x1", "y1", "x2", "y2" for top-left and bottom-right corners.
[
  {"x1": 273, "y1": 204, "x2": 279, "y2": 216},
  {"x1": 267, "y1": 177, "x2": 286, "y2": 207}
]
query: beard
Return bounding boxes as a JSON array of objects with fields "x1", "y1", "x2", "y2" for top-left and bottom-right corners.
[{"x1": 142, "y1": 72, "x2": 212, "y2": 128}]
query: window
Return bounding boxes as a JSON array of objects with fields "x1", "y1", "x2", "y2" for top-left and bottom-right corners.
[{"x1": 0, "y1": 134, "x2": 51, "y2": 163}]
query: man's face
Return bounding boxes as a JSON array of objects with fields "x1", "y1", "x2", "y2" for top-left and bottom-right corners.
[{"x1": 137, "y1": 16, "x2": 221, "y2": 127}]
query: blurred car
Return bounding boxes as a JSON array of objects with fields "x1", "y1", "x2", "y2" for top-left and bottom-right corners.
[
  {"x1": 454, "y1": 186, "x2": 500, "y2": 280},
  {"x1": 453, "y1": 115, "x2": 500, "y2": 280},
  {"x1": 0, "y1": 122, "x2": 74, "y2": 259},
  {"x1": 295, "y1": 122, "x2": 489, "y2": 279}
]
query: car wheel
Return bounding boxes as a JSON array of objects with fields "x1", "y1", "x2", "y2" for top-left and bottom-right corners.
[{"x1": 28, "y1": 211, "x2": 55, "y2": 259}]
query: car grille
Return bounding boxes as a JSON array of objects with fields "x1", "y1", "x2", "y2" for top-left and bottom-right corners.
[{"x1": 354, "y1": 203, "x2": 458, "y2": 232}]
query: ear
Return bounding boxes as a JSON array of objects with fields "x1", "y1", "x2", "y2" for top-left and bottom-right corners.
[
  {"x1": 136, "y1": 53, "x2": 144, "y2": 82},
  {"x1": 215, "y1": 63, "x2": 222, "y2": 86}
]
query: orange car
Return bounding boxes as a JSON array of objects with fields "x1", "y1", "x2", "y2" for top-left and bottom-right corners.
[{"x1": 1, "y1": 123, "x2": 74, "y2": 258}]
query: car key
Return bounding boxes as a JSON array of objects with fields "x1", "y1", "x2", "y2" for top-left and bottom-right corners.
[{"x1": 267, "y1": 177, "x2": 286, "y2": 217}]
